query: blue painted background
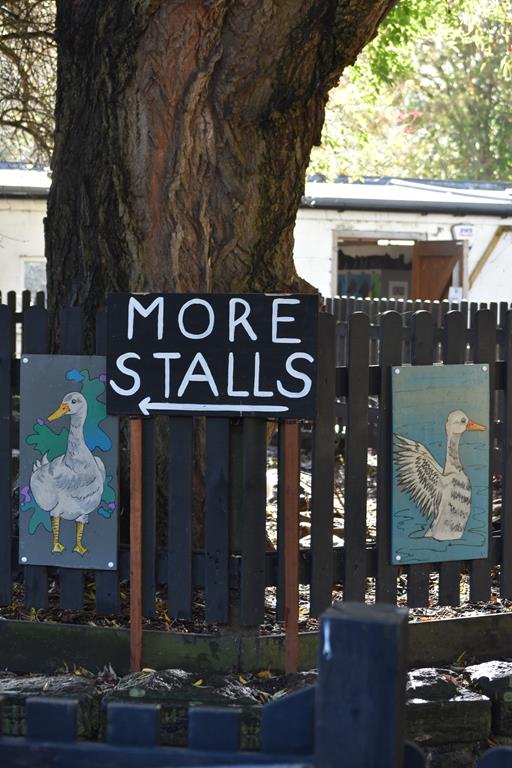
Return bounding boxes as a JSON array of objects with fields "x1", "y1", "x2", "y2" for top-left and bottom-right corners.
[{"x1": 392, "y1": 364, "x2": 489, "y2": 565}]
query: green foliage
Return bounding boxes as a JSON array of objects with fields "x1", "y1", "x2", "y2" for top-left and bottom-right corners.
[
  {"x1": 309, "y1": 0, "x2": 512, "y2": 181},
  {"x1": 357, "y1": 0, "x2": 464, "y2": 89}
]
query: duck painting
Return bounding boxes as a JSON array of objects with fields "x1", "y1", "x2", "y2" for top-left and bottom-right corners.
[
  {"x1": 394, "y1": 410, "x2": 486, "y2": 542},
  {"x1": 29, "y1": 391, "x2": 106, "y2": 556}
]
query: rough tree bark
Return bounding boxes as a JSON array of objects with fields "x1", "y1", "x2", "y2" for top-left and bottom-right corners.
[{"x1": 46, "y1": 0, "x2": 396, "y2": 340}]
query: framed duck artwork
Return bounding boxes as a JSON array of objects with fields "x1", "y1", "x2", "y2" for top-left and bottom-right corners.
[
  {"x1": 391, "y1": 363, "x2": 490, "y2": 565},
  {"x1": 19, "y1": 355, "x2": 119, "y2": 570}
]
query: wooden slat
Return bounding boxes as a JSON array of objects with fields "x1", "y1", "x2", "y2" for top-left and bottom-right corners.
[
  {"x1": 343, "y1": 312, "x2": 370, "y2": 601},
  {"x1": 276, "y1": 420, "x2": 286, "y2": 621},
  {"x1": 141, "y1": 418, "x2": 156, "y2": 617},
  {"x1": 106, "y1": 702, "x2": 159, "y2": 747},
  {"x1": 376, "y1": 312, "x2": 402, "y2": 603},
  {"x1": 310, "y1": 312, "x2": 336, "y2": 616},
  {"x1": 407, "y1": 312, "x2": 434, "y2": 608},
  {"x1": 338, "y1": 296, "x2": 346, "y2": 364},
  {"x1": 167, "y1": 417, "x2": 193, "y2": 619},
  {"x1": 240, "y1": 418, "x2": 267, "y2": 626},
  {"x1": 470, "y1": 310, "x2": 495, "y2": 602},
  {"x1": 315, "y1": 603, "x2": 408, "y2": 768},
  {"x1": 22, "y1": 290, "x2": 31, "y2": 313},
  {"x1": 204, "y1": 418, "x2": 230, "y2": 624},
  {"x1": 262, "y1": 686, "x2": 314, "y2": 755},
  {"x1": 26, "y1": 698, "x2": 77, "y2": 742},
  {"x1": 369, "y1": 299, "x2": 379, "y2": 365},
  {"x1": 0, "y1": 305, "x2": 12, "y2": 604},
  {"x1": 439, "y1": 311, "x2": 466, "y2": 606},
  {"x1": 284, "y1": 420, "x2": 300, "y2": 673},
  {"x1": 501, "y1": 310, "x2": 512, "y2": 598},
  {"x1": 23, "y1": 305, "x2": 49, "y2": 609},
  {"x1": 130, "y1": 418, "x2": 143, "y2": 672},
  {"x1": 58, "y1": 307, "x2": 84, "y2": 610},
  {"x1": 188, "y1": 708, "x2": 241, "y2": 752},
  {"x1": 94, "y1": 309, "x2": 120, "y2": 614},
  {"x1": 499, "y1": 302, "x2": 509, "y2": 330}
]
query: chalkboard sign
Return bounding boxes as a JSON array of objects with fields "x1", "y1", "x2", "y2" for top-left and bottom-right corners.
[{"x1": 106, "y1": 293, "x2": 319, "y2": 418}]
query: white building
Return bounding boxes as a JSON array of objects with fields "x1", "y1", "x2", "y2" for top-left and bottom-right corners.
[
  {"x1": 0, "y1": 166, "x2": 49, "y2": 300},
  {"x1": 1, "y1": 168, "x2": 512, "y2": 303},
  {"x1": 294, "y1": 178, "x2": 512, "y2": 302}
]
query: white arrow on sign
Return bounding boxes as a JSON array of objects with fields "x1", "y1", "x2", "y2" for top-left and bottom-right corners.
[{"x1": 138, "y1": 397, "x2": 289, "y2": 416}]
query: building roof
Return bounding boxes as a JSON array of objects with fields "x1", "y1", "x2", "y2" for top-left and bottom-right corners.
[
  {"x1": 0, "y1": 166, "x2": 50, "y2": 198},
  {"x1": 301, "y1": 178, "x2": 512, "y2": 218}
]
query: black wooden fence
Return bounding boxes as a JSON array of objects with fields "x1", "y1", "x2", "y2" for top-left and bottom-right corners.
[
  {"x1": 330, "y1": 294, "x2": 511, "y2": 609},
  {"x1": 0, "y1": 291, "x2": 510, "y2": 623},
  {"x1": 0, "y1": 292, "x2": 337, "y2": 624}
]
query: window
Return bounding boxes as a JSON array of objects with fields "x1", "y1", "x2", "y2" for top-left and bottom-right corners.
[{"x1": 22, "y1": 258, "x2": 46, "y2": 298}]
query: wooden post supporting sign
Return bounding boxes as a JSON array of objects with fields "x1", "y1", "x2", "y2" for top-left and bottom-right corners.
[
  {"x1": 284, "y1": 419, "x2": 300, "y2": 674},
  {"x1": 130, "y1": 418, "x2": 143, "y2": 672}
]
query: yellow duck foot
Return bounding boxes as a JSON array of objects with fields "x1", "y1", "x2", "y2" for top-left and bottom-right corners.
[
  {"x1": 74, "y1": 521, "x2": 87, "y2": 556},
  {"x1": 51, "y1": 517, "x2": 64, "y2": 553}
]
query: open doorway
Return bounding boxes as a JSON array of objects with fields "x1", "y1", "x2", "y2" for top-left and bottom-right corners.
[{"x1": 337, "y1": 235, "x2": 463, "y2": 300}]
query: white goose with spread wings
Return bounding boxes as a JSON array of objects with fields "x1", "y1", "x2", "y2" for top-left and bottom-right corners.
[{"x1": 394, "y1": 410, "x2": 485, "y2": 541}]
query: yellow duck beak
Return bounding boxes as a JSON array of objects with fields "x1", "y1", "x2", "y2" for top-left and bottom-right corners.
[
  {"x1": 467, "y1": 419, "x2": 486, "y2": 432},
  {"x1": 47, "y1": 402, "x2": 70, "y2": 422}
]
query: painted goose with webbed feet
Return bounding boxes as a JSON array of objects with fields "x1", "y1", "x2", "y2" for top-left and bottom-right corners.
[{"x1": 29, "y1": 392, "x2": 106, "y2": 555}]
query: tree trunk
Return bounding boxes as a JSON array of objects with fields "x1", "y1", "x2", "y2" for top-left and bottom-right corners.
[{"x1": 46, "y1": 0, "x2": 396, "y2": 342}]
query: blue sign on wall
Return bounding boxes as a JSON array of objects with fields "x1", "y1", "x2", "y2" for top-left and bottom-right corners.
[{"x1": 392, "y1": 364, "x2": 490, "y2": 565}]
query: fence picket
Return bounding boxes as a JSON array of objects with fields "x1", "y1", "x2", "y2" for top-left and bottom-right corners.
[
  {"x1": 407, "y1": 312, "x2": 434, "y2": 607},
  {"x1": 21, "y1": 290, "x2": 31, "y2": 313},
  {"x1": 240, "y1": 418, "x2": 267, "y2": 626},
  {"x1": 310, "y1": 312, "x2": 336, "y2": 616},
  {"x1": 276, "y1": 420, "x2": 285, "y2": 621},
  {"x1": 262, "y1": 686, "x2": 314, "y2": 754},
  {"x1": 22, "y1": 305, "x2": 49, "y2": 608},
  {"x1": 376, "y1": 312, "x2": 402, "y2": 603},
  {"x1": 343, "y1": 312, "x2": 370, "y2": 602},
  {"x1": 142, "y1": 418, "x2": 156, "y2": 617},
  {"x1": 94, "y1": 309, "x2": 120, "y2": 614},
  {"x1": 438, "y1": 311, "x2": 466, "y2": 606},
  {"x1": 188, "y1": 708, "x2": 241, "y2": 751},
  {"x1": 205, "y1": 418, "x2": 230, "y2": 624},
  {"x1": 470, "y1": 310, "x2": 496, "y2": 602},
  {"x1": 0, "y1": 305, "x2": 12, "y2": 604},
  {"x1": 167, "y1": 417, "x2": 193, "y2": 619},
  {"x1": 316, "y1": 603, "x2": 408, "y2": 768},
  {"x1": 58, "y1": 307, "x2": 84, "y2": 610},
  {"x1": 8, "y1": 291, "x2": 16, "y2": 354},
  {"x1": 26, "y1": 697, "x2": 77, "y2": 742}
]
